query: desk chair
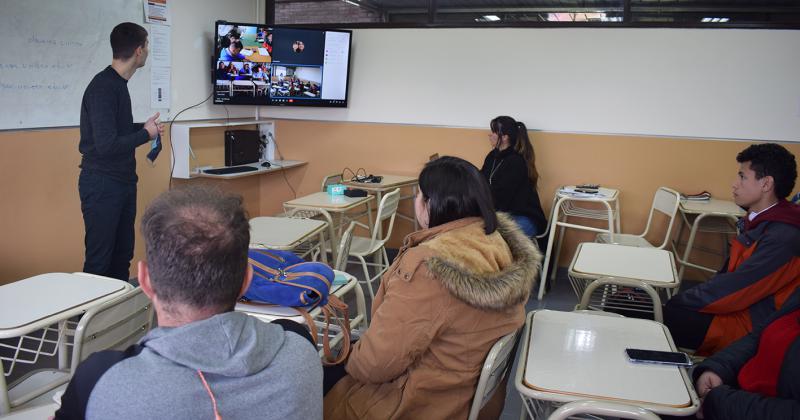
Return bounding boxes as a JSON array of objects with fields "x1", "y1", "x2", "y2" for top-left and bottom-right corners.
[
  {"x1": 322, "y1": 173, "x2": 370, "y2": 233},
  {"x1": 596, "y1": 187, "x2": 680, "y2": 249},
  {"x1": 70, "y1": 287, "x2": 154, "y2": 372},
  {"x1": 467, "y1": 330, "x2": 518, "y2": 420},
  {"x1": 538, "y1": 186, "x2": 621, "y2": 301},
  {"x1": 334, "y1": 222, "x2": 356, "y2": 271},
  {"x1": 281, "y1": 208, "x2": 334, "y2": 263},
  {"x1": 6, "y1": 288, "x2": 153, "y2": 412},
  {"x1": 575, "y1": 277, "x2": 664, "y2": 322},
  {"x1": 342, "y1": 189, "x2": 401, "y2": 299},
  {"x1": 547, "y1": 400, "x2": 661, "y2": 420},
  {"x1": 232, "y1": 81, "x2": 255, "y2": 97}
]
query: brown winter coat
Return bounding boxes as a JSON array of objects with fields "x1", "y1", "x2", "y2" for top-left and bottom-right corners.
[{"x1": 324, "y1": 214, "x2": 542, "y2": 420}]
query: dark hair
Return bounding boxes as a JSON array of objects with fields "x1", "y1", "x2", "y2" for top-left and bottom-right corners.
[
  {"x1": 418, "y1": 156, "x2": 497, "y2": 234},
  {"x1": 736, "y1": 143, "x2": 797, "y2": 199},
  {"x1": 141, "y1": 186, "x2": 250, "y2": 312},
  {"x1": 490, "y1": 116, "x2": 539, "y2": 188},
  {"x1": 110, "y1": 22, "x2": 148, "y2": 60}
]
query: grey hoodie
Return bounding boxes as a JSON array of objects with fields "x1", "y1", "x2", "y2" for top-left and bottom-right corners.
[{"x1": 84, "y1": 311, "x2": 322, "y2": 419}]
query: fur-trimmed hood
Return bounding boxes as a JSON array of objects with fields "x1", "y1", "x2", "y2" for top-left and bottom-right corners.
[{"x1": 421, "y1": 213, "x2": 542, "y2": 311}]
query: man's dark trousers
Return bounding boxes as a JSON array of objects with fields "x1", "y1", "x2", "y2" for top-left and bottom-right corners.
[{"x1": 79, "y1": 170, "x2": 136, "y2": 281}]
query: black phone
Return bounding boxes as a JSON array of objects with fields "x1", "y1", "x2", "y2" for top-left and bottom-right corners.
[{"x1": 625, "y1": 348, "x2": 692, "y2": 367}]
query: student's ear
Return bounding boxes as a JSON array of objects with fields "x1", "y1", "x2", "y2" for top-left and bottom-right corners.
[
  {"x1": 138, "y1": 261, "x2": 155, "y2": 300},
  {"x1": 761, "y1": 175, "x2": 775, "y2": 193},
  {"x1": 238, "y1": 264, "x2": 253, "y2": 299}
]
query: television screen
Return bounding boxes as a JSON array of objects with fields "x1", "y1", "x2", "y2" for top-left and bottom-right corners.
[{"x1": 213, "y1": 21, "x2": 351, "y2": 108}]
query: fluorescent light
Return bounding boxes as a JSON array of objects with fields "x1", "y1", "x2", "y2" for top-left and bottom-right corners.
[
  {"x1": 702, "y1": 17, "x2": 712, "y2": 22},
  {"x1": 482, "y1": 15, "x2": 501, "y2": 21},
  {"x1": 703, "y1": 17, "x2": 730, "y2": 23},
  {"x1": 720, "y1": 18, "x2": 730, "y2": 22},
  {"x1": 343, "y1": 0, "x2": 360, "y2": 6}
]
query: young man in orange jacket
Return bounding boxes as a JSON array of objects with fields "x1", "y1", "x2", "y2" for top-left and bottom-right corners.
[{"x1": 665, "y1": 143, "x2": 800, "y2": 356}]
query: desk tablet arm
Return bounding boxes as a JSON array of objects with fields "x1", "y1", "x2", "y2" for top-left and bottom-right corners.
[{"x1": 548, "y1": 400, "x2": 661, "y2": 420}]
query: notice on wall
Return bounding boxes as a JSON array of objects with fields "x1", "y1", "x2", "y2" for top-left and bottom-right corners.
[
  {"x1": 149, "y1": 24, "x2": 170, "y2": 109},
  {"x1": 150, "y1": 65, "x2": 170, "y2": 109},
  {"x1": 143, "y1": 0, "x2": 170, "y2": 25}
]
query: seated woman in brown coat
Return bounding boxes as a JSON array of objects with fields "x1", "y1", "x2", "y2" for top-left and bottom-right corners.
[{"x1": 324, "y1": 156, "x2": 542, "y2": 419}]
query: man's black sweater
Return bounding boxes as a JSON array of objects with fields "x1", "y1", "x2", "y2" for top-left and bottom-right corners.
[{"x1": 79, "y1": 66, "x2": 149, "y2": 184}]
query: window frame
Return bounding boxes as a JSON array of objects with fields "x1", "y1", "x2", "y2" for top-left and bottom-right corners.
[{"x1": 265, "y1": 0, "x2": 800, "y2": 30}]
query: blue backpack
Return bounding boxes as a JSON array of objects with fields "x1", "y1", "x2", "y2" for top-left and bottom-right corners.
[
  {"x1": 243, "y1": 249, "x2": 351, "y2": 365},
  {"x1": 244, "y1": 249, "x2": 334, "y2": 308}
]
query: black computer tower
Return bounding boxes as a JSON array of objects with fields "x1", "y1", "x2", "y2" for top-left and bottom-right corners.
[{"x1": 224, "y1": 130, "x2": 261, "y2": 166}]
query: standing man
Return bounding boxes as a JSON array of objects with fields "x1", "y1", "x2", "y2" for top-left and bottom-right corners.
[{"x1": 79, "y1": 22, "x2": 163, "y2": 281}]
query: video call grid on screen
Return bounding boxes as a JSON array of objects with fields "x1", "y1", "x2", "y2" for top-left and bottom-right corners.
[{"x1": 213, "y1": 22, "x2": 350, "y2": 107}]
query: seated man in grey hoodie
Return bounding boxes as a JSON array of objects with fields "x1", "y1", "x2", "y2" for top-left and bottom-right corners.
[{"x1": 55, "y1": 186, "x2": 323, "y2": 420}]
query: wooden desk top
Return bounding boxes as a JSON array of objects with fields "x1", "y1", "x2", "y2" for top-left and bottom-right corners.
[
  {"x1": 343, "y1": 174, "x2": 418, "y2": 192},
  {"x1": 519, "y1": 310, "x2": 696, "y2": 413},
  {"x1": 243, "y1": 47, "x2": 271, "y2": 63},
  {"x1": 679, "y1": 198, "x2": 745, "y2": 217},
  {"x1": 250, "y1": 216, "x2": 327, "y2": 249},
  {"x1": 556, "y1": 186, "x2": 620, "y2": 201},
  {"x1": 284, "y1": 192, "x2": 374, "y2": 212},
  {"x1": 571, "y1": 242, "x2": 677, "y2": 285},
  {"x1": 0, "y1": 273, "x2": 128, "y2": 335}
]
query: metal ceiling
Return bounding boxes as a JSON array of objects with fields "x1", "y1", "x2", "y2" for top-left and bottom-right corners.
[{"x1": 272, "y1": 0, "x2": 800, "y2": 27}]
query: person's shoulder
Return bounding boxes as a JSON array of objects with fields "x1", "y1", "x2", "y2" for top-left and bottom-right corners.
[
  {"x1": 86, "y1": 68, "x2": 122, "y2": 92},
  {"x1": 271, "y1": 328, "x2": 322, "y2": 379},
  {"x1": 763, "y1": 221, "x2": 800, "y2": 242},
  {"x1": 505, "y1": 151, "x2": 527, "y2": 165}
]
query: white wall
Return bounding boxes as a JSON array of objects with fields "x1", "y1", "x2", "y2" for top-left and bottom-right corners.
[
  {"x1": 296, "y1": 67, "x2": 321, "y2": 84},
  {"x1": 259, "y1": 28, "x2": 800, "y2": 142},
  {"x1": 167, "y1": 0, "x2": 263, "y2": 121}
]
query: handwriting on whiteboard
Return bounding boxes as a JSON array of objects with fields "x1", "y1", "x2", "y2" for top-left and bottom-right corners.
[{"x1": 27, "y1": 36, "x2": 84, "y2": 48}]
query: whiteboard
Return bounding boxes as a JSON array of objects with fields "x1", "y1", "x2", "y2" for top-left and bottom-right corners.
[{"x1": 0, "y1": 0, "x2": 153, "y2": 129}]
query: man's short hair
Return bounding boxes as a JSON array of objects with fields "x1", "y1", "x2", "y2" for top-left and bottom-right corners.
[
  {"x1": 110, "y1": 22, "x2": 148, "y2": 60},
  {"x1": 737, "y1": 143, "x2": 797, "y2": 199},
  {"x1": 141, "y1": 186, "x2": 250, "y2": 312}
]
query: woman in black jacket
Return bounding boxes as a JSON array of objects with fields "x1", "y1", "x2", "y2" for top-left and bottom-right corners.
[
  {"x1": 480, "y1": 116, "x2": 547, "y2": 237},
  {"x1": 692, "y1": 287, "x2": 800, "y2": 419}
]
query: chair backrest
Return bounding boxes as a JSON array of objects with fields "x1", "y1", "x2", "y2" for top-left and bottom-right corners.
[
  {"x1": 335, "y1": 222, "x2": 357, "y2": 271},
  {"x1": 576, "y1": 276, "x2": 663, "y2": 323},
  {"x1": 548, "y1": 400, "x2": 661, "y2": 420},
  {"x1": 321, "y1": 173, "x2": 343, "y2": 192},
  {"x1": 367, "y1": 189, "x2": 401, "y2": 248},
  {"x1": 642, "y1": 187, "x2": 681, "y2": 249},
  {"x1": 466, "y1": 330, "x2": 519, "y2": 420},
  {"x1": 70, "y1": 287, "x2": 154, "y2": 374}
]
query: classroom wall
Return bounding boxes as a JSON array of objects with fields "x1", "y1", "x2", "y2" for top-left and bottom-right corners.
[
  {"x1": 2, "y1": 14, "x2": 800, "y2": 284},
  {"x1": 2, "y1": 120, "x2": 800, "y2": 285},
  {"x1": 295, "y1": 67, "x2": 322, "y2": 83},
  {"x1": 260, "y1": 28, "x2": 800, "y2": 142}
]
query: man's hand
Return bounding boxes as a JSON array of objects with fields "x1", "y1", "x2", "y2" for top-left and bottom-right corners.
[
  {"x1": 144, "y1": 112, "x2": 161, "y2": 139},
  {"x1": 696, "y1": 371, "x2": 723, "y2": 398}
]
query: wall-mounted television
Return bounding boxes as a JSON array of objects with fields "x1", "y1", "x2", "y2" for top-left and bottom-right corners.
[{"x1": 213, "y1": 21, "x2": 351, "y2": 108}]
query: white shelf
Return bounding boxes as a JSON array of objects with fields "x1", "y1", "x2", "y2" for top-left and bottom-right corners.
[
  {"x1": 170, "y1": 119, "x2": 278, "y2": 179},
  {"x1": 194, "y1": 159, "x2": 307, "y2": 179}
]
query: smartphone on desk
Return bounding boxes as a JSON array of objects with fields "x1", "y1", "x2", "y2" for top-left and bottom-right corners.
[{"x1": 625, "y1": 348, "x2": 693, "y2": 367}]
